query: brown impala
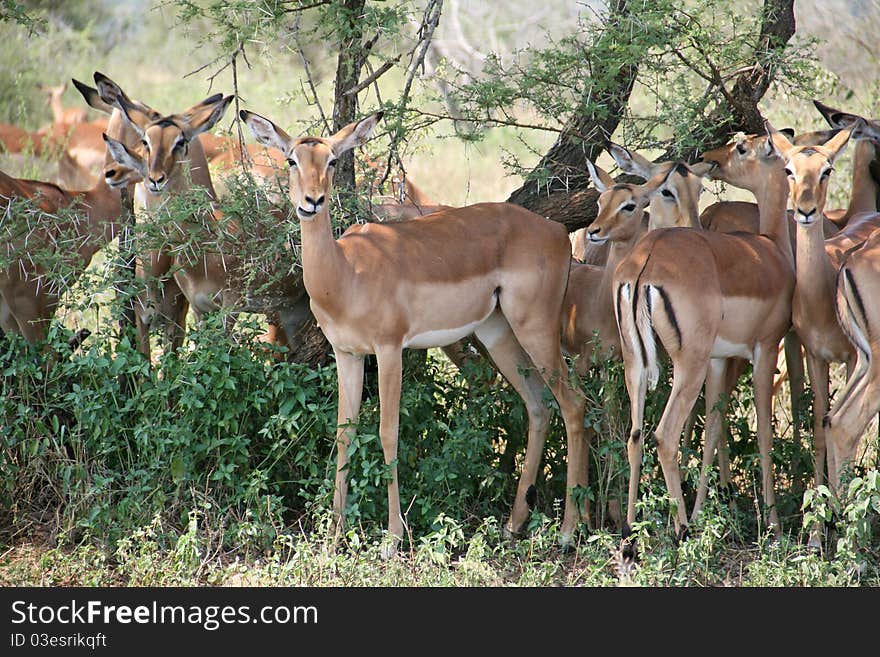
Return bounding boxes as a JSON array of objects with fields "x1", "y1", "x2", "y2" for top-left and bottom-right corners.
[{"x1": 242, "y1": 108, "x2": 588, "y2": 557}]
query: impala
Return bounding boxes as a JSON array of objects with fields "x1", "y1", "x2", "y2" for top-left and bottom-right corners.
[
  {"x1": 0, "y1": 135, "x2": 143, "y2": 343},
  {"x1": 615, "y1": 125, "x2": 796, "y2": 540},
  {"x1": 75, "y1": 73, "x2": 228, "y2": 356},
  {"x1": 40, "y1": 83, "x2": 88, "y2": 126},
  {"x1": 768, "y1": 121, "x2": 880, "y2": 492},
  {"x1": 825, "y1": 227, "x2": 880, "y2": 488},
  {"x1": 562, "y1": 158, "x2": 708, "y2": 374},
  {"x1": 812, "y1": 100, "x2": 880, "y2": 227},
  {"x1": 242, "y1": 108, "x2": 589, "y2": 556}
]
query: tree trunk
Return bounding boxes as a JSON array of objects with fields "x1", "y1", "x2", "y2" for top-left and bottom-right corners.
[
  {"x1": 332, "y1": 0, "x2": 369, "y2": 197},
  {"x1": 508, "y1": 0, "x2": 796, "y2": 233},
  {"x1": 506, "y1": 0, "x2": 638, "y2": 231}
]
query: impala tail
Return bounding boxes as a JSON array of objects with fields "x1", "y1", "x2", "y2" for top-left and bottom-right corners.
[{"x1": 615, "y1": 279, "x2": 661, "y2": 391}]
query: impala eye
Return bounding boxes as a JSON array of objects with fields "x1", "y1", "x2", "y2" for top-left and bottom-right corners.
[
  {"x1": 173, "y1": 139, "x2": 187, "y2": 152},
  {"x1": 623, "y1": 203, "x2": 636, "y2": 212},
  {"x1": 784, "y1": 168, "x2": 794, "y2": 177},
  {"x1": 661, "y1": 189, "x2": 674, "y2": 199},
  {"x1": 287, "y1": 158, "x2": 297, "y2": 168},
  {"x1": 821, "y1": 168, "x2": 832, "y2": 179},
  {"x1": 141, "y1": 138, "x2": 150, "y2": 150},
  {"x1": 328, "y1": 159, "x2": 337, "y2": 168}
]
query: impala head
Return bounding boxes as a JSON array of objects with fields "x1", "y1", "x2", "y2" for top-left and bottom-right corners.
[
  {"x1": 101, "y1": 133, "x2": 147, "y2": 189},
  {"x1": 241, "y1": 109, "x2": 383, "y2": 221},
  {"x1": 606, "y1": 142, "x2": 710, "y2": 228},
  {"x1": 586, "y1": 159, "x2": 653, "y2": 244},
  {"x1": 649, "y1": 161, "x2": 712, "y2": 228},
  {"x1": 699, "y1": 129, "x2": 790, "y2": 193},
  {"x1": 766, "y1": 120, "x2": 855, "y2": 226},
  {"x1": 39, "y1": 83, "x2": 66, "y2": 105},
  {"x1": 92, "y1": 71, "x2": 232, "y2": 194}
]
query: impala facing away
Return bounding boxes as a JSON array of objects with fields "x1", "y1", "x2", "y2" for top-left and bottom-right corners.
[
  {"x1": 0, "y1": 135, "x2": 143, "y2": 343},
  {"x1": 242, "y1": 108, "x2": 589, "y2": 556},
  {"x1": 562, "y1": 158, "x2": 709, "y2": 373},
  {"x1": 614, "y1": 125, "x2": 796, "y2": 542}
]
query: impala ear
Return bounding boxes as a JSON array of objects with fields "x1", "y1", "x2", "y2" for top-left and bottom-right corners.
[
  {"x1": 813, "y1": 99, "x2": 863, "y2": 130},
  {"x1": 102, "y1": 133, "x2": 147, "y2": 179},
  {"x1": 330, "y1": 112, "x2": 383, "y2": 155},
  {"x1": 824, "y1": 124, "x2": 855, "y2": 163},
  {"x1": 180, "y1": 94, "x2": 234, "y2": 140},
  {"x1": 586, "y1": 159, "x2": 614, "y2": 193},
  {"x1": 93, "y1": 71, "x2": 158, "y2": 137},
  {"x1": 240, "y1": 109, "x2": 293, "y2": 153},
  {"x1": 764, "y1": 120, "x2": 793, "y2": 159},
  {"x1": 688, "y1": 161, "x2": 716, "y2": 178},
  {"x1": 607, "y1": 142, "x2": 657, "y2": 179},
  {"x1": 72, "y1": 79, "x2": 114, "y2": 114}
]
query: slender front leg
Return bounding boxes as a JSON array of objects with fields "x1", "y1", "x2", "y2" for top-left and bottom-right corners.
[
  {"x1": 692, "y1": 357, "x2": 727, "y2": 521},
  {"x1": 375, "y1": 344, "x2": 405, "y2": 558},
  {"x1": 332, "y1": 349, "x2": 365, "y2": 540},
  {"x1": 804, "y1": 352, "x2": 830, "y2": 487},
  {"x1": 784, "y1": 331, "x2": 805, "y2": 450},
  {"x1": 753, "y1": 342, "x2": 780, "y2": 536}
]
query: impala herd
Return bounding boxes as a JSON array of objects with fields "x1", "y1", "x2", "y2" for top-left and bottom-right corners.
[{"x1": 2, "y1": 71, "x2": 880, "y2": 559}]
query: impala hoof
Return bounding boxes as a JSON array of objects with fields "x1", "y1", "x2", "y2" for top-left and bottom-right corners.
[
  {"x1": 558, "y1": 531, "x2": 574, "y2": 554},
  {"x1": 502, "y1": 523, "x2": 521, "y2": 541},
  {"x1": 380, "y1": 537, "x2": 400, "y2": 561},
  {"x1": 620, "y1": 523, "x2": 638, "y2": 566}
]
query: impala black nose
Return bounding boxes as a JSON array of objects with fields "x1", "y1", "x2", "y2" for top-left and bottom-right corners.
[{"x1": 305, "y1": 195, "x2": 325, "y2": 207}]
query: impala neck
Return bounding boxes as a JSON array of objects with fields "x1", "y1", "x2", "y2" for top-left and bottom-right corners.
[
  {"x1": 755, "y1": 173, "x2": 794, "y2": 269},
  {"x1": 795, "y1": 219, "x2": 835, "y2": 309},
  {"x1": 79, "y1": 177, "x2": 124, "y2": 262},
  {"x1": 299, "y1": 205, "x2": 348, "y2": 301},
  {"x1": 49, "y1": 96, "x2": 65, "y2": 124},
  {"x1": 847, "y1": 139, "x2": 880, "y2": 216}
]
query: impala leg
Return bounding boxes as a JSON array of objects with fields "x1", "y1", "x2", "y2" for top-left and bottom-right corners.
[
  {"x1": 331, "y1": 349, "x2": 365, "y2": 541},
  {"x1": 692, "y1": 358, "x2": 727, "y2": 521},
  {"x1": 827, "y1": 353, "x2": 869, "y2": 435},
  {"x1": 753, "y1": 342, "x2": 781, "y2": 535},
  {"x1": 507, "y1": 315, "x2": 588, "y2": 545},
  {"x1": 375, "y1": 345, "x2": 405, "y2": 558},
  {"x1": 826, "y1": 363, "x2": 880, "y2": 491},
  {"x1": 804, "y1": 352, "x2": 830, "y2": 487},
  {"x1": 9, "y1": 295, "x2": 51, "y2": 345},
  {"x1": 717, "y1": 358, "x2": 744, "y2": 492},
  {"x1": 160, "y1": 278, "x2": 189, "y2": 352},
  {"x1": 784, "y1": 331, "x2": 805, "y2": 449},
  {"x1": 621, "y1": 340, "x2": 647, "y2": 534},
  {"x1": 655, "y1": 358, "x2": 708, "y2": 535},
  {"x1": 475, "y1": 312, "x2": 553, "y2": 538}
]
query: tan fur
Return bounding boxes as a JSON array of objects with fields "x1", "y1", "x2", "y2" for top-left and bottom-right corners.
[
  {"x1": 614, "y1": 129, "x2": 797, "y2": 536},
  {"x1": 89, "y1": 73, "x2": 227, "y2": 357},
  {"x1": 0, "y1": 144, "x2": 140, "y2": 342},
  {"x1": 826, "y1": 229, "x2": 880, "y2": 486},
  {"x1": 243, "y1": 108, "x2": 589, "y2": 556}
]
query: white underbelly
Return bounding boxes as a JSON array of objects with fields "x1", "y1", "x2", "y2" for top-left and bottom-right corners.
[
  {"x1": 711, "y1": 336, "x2": 752, "y2": 360},
  {"x1": 404, "y1": 318, "x2": 485, "y2": 349}
]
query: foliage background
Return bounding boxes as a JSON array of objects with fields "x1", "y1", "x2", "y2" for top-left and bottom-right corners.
[{"x1": 1, "y1": 0, "x2": 879, "y2": 585}]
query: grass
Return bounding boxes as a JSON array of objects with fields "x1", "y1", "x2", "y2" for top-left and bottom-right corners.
[{"x1": 2, "y1": 2, "x2": 880, "y2": 588}]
